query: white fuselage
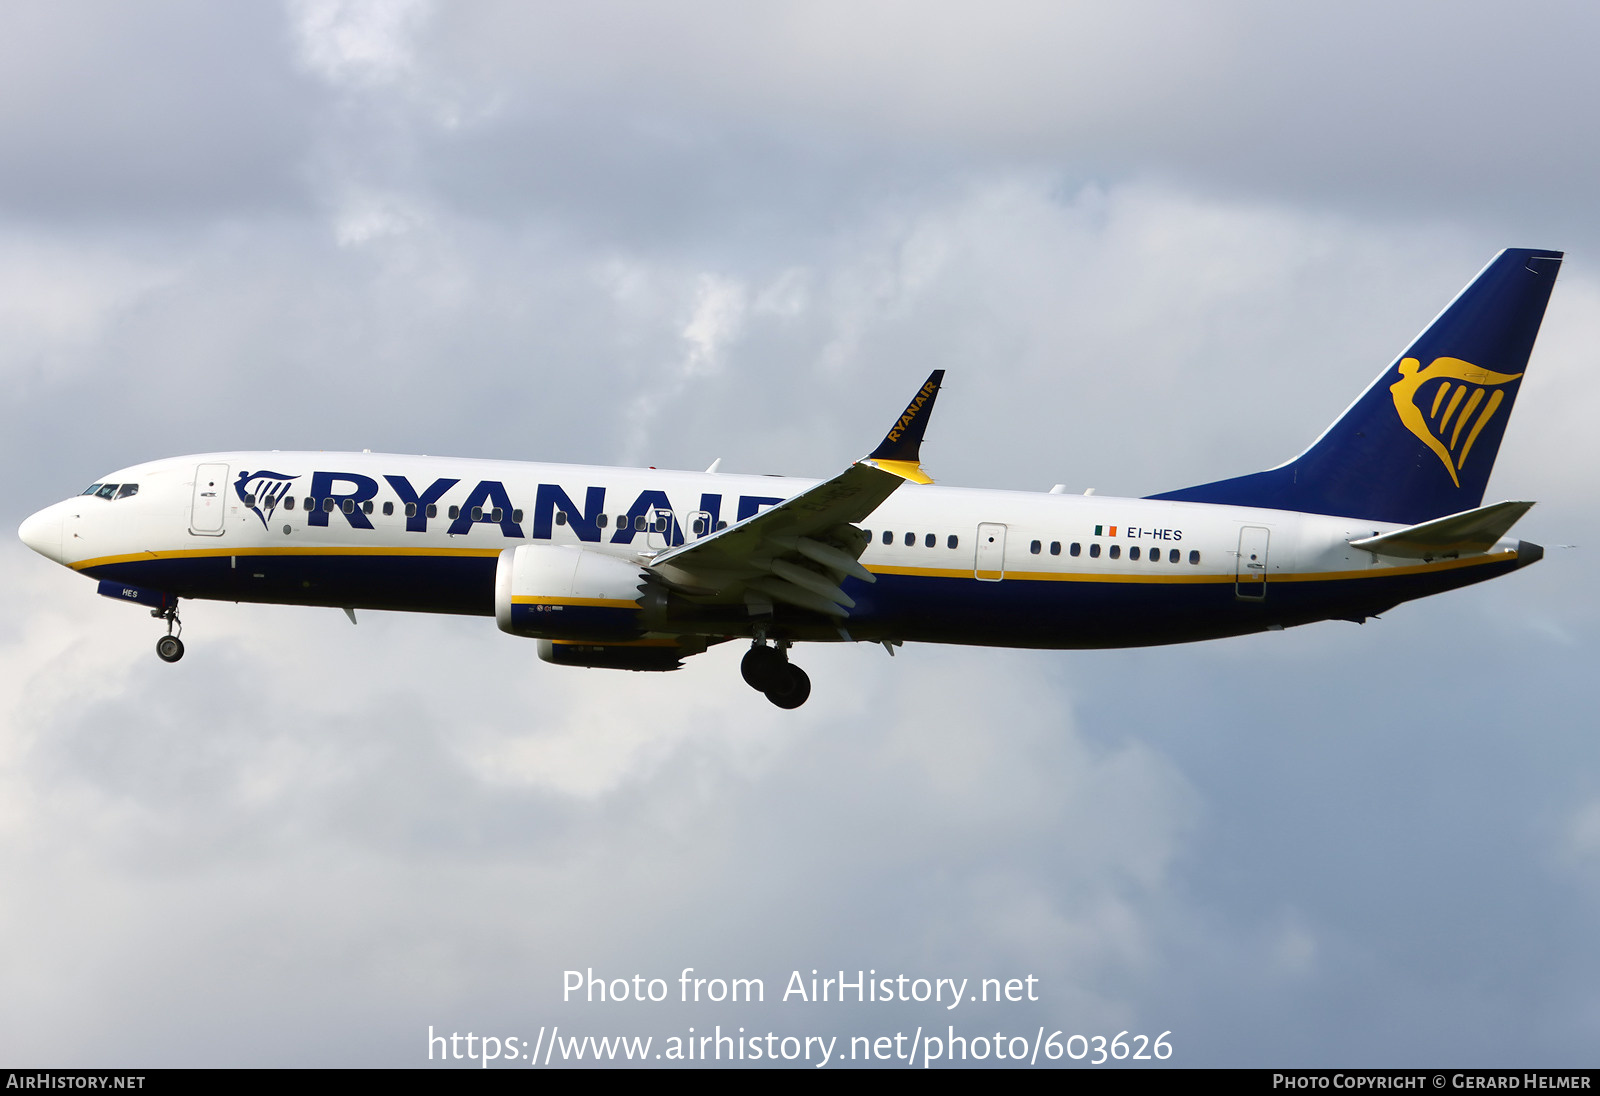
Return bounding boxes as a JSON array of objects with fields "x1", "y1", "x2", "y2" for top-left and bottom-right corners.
[{"x1": 20, "y1": 451, "x2": 1530, "y2": 651}]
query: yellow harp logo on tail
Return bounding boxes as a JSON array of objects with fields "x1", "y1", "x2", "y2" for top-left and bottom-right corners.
[{"x1": 1389, "y1": 357, "x2": 1523, "y2": 487}]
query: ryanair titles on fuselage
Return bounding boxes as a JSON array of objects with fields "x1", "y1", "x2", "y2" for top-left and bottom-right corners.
[{"x1": 238, "y1": 467, "x2": 787, "y2": 547}]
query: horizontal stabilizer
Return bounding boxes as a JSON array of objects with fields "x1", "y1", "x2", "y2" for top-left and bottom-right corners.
[{"x1": 1348, "y1": 500, "x2": 1534, "y2": 559}]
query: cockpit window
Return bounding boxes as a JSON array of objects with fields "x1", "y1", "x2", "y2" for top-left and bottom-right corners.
[{"x1": 82, "y1": 482, "x2": 138, "y2": 500}]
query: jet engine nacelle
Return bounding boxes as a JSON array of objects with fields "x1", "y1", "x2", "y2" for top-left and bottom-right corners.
[{"x1": 494, "y1": 545, "x2": 651, "y2": 641}]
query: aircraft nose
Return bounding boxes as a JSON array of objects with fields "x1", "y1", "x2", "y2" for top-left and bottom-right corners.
[{"x1": 18, "y1": 503, "x2": 65, "y2": 564}]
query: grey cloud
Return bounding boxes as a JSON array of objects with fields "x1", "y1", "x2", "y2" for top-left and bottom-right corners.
[
  {"x1": 2, "y1": 1, "x2": 1597, "y2": 1069},
  {"x1": 355, "y1": 3, "x2": 1600, "y2": 241},
  {"x1": 0, "y1": 2, "x2": 318, "y2": 219}
]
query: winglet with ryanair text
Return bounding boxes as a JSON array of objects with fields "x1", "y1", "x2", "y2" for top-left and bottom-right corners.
[{"x1": 861, "y1": 369, "x2": 944, "y2": 484}]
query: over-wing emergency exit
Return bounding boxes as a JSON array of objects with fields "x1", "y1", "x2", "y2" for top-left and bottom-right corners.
[{"x1": 19, "y1": 249, "x2": 1561, "y2": 707}]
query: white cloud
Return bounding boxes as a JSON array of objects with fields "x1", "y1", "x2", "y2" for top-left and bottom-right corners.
[
  {"x1": 0, "y1": 235, "x2": 174, "y2": 385},
  {"x1": 289, "y1": 0, "x2": 432, "y2": 90},
  {"x1": 331, "y1": 186, "x2": 427, "y2": 246},
  {"x1": 680, "y1": 274, "x2": 746, "y2": 379}
]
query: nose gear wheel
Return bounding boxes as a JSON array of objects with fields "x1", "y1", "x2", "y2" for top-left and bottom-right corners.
[{"x1": 152, "y1": 602, "x2": 185, "y2": 663}]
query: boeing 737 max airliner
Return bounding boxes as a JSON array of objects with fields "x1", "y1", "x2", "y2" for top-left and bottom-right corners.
[{"x1": 19, "y1": 248, "x2": 1561, "y2": 708}]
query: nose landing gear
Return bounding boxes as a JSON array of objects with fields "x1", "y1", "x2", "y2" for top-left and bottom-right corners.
[
  {"x1": 741, "y1": 642, "x2": 811, "y2": 709},
  {"x1": 153, "y1": 602, "x2": 184, "y2": 663}
]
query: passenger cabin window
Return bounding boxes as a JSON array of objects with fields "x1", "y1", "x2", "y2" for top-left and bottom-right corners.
[
  {"x1": 716, "y1": 520, "x2": 728, "y2": 530},
  {"x1": 426, "y1": 504, "x2": 437, "y2": 519},
  {"x1": 343, "y1": 499, "x2": 355, "y2": 514},
  {"x1": 1089, "y1": 543, "x2": 1100, "y2": 558},
  {"x1": 947, "y1": 535, "x2": 958, "y2": 549},
  {"x1": 1189, "y1": 550, "x2": 1200, "y2": 565},
  {"x1": 925, "y1": 533, "x2": 935, "y2": 548},
  {"x1": 1109, "y1": 545, "x2": 1121, "y2": 559},
  {"x1": 512, "y1": 509, "x2": 523, "y2": 523},
  {"x1": 1070, "y1": 542, "x2": 1081, "y2": 557},
  {"x1": 323, "y1": 498, "x2": 335, "y2": 513},
  {"x1": 448, "y1": 506, "x2": 460, "y2": 519},
  {"x1": 1050, "y1": 541, "x2": 1060, "y2": 556},
  {"x1": 1030, "y1": 540, "x2": 1041, "y2": 555},
  {"x1": 472, "y1": 506, "x2": 484, "y2": 521},
  {"x1": 382, "y1": 502, "x2": 394, "y2": 516},
  {"x1": 285, "y1": 497, "x2": 296, "y2": 510},
  {"x1": 1129, "y1": 546, "x2": 1140, "y2": 561},
  {"x1": 597, "y1": 514, "x2": 608, "y2": 528},
  {"x1": 555, "y1": 511, "x2": 566, "y2": 525},
  {"x1": 904, "y1": 532, "x2": 914, "y2": 547},
  {"x1": 491, "y1": 508, "x2": 504, "y2": 522},
  {"x1": 1169, "y1": 548, "x2": 1180, "y2": 564},
  {"x1": 404, "y1": 502, "x2": 416, "y2": 517},
  {"x1": 882, "y1": 531, "x2": 893, "y2": 545}
]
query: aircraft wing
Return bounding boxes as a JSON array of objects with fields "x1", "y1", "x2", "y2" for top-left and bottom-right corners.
[{"x1": 647, "y1": 370, "x2": 944, "y2": 617}]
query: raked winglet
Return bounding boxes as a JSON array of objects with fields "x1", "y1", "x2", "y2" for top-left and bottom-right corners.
[{"x1": 860, "y1": 370, "x2": 944, "y2": 484}]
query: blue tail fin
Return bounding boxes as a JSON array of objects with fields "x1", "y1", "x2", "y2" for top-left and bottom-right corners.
[{"x1": 1149, "y1": 248, "x2": 1563, "y2": 524}]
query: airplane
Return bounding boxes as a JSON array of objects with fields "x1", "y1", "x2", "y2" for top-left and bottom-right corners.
[{"x1": 18, "y1": 248, "x2": 1561, "y2": 709}]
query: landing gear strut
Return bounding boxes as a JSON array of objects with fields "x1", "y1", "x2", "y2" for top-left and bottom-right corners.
[
  {"x1": 153, "y1": 601, "x2": 184, "y2": 663},
  {"x1": 741, "y1": 642, "x2": 811, "y2": 709}
]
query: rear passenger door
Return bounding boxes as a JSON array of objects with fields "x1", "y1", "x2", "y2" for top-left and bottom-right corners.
[{"x1": 975, "y1": 523, "x2": 1007, "y2": 581}]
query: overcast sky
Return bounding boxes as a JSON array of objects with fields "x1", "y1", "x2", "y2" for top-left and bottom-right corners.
[{"x1": 2, "y1": 1, "x2": 1598, "y2": 1068}]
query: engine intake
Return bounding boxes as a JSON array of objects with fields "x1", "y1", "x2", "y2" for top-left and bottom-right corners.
[{"x1": 495, "y1": 545, "x2": 649, "y2": 641}]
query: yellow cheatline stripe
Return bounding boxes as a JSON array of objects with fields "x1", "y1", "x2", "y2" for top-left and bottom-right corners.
[
  {"x1": 75, "y1": 543, "x2": 1520, "y2": 588},
  {"x1": 867, "y1": 550, "x2": 1518, "y2": 585},
  {"x1": 870, "y1": 563, "x2": 1231, "y2": 584},
  {"x1": 71, "y1": 544, "x2": 506, "y2": 571},
  {"x1": 1274, "y1": 551, "x2": 1517, "y2": 583},
  {"x1": 511, "y1": 596, "x2": 637, "y2": 608}
]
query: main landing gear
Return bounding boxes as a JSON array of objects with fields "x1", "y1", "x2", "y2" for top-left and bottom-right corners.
[
  {"x1": 153, "y1": 601, "x2": 184, "y2": 663},
  {"x1": 741, "y1": 642, "x2": 811, "y2": 709}
]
